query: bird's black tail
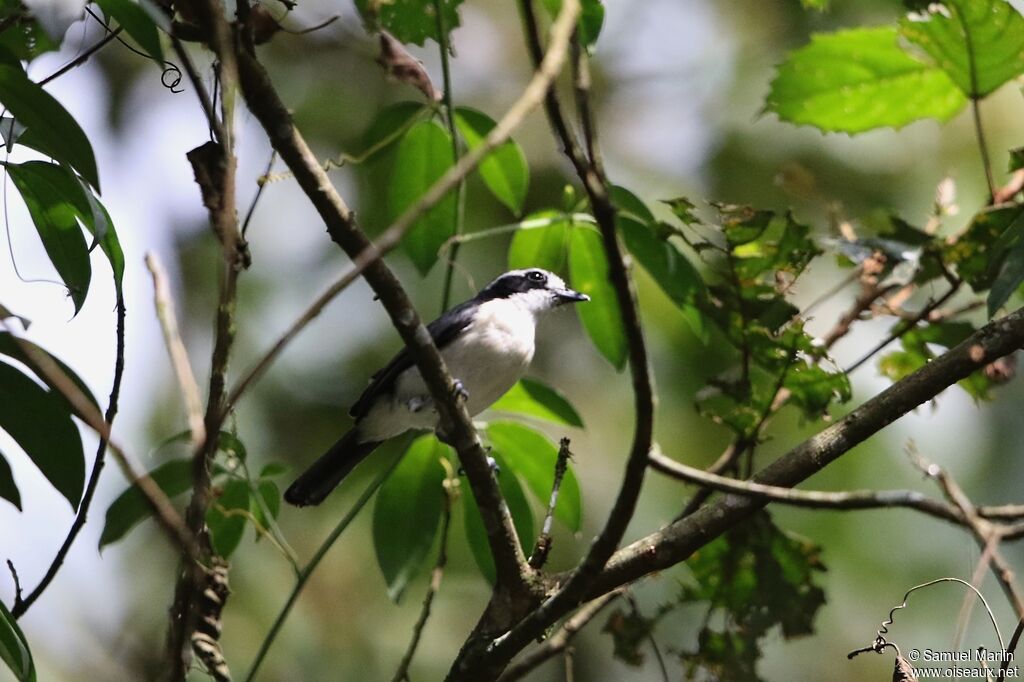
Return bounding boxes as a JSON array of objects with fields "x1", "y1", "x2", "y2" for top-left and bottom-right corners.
[{"x1": 284, "y1": 430, "x2": 382, "y2": 507}]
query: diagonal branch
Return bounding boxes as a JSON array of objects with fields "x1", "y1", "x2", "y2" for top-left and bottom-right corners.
[{"x1": 586, "y1": 306, "x2": 1024, "y2": 599}]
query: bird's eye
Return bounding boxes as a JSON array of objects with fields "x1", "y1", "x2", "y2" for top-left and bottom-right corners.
[{"x1": 526, "y1": 270, "x2": 546, "y2": 284}]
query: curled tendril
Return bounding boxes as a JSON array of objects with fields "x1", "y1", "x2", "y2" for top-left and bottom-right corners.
[
  {"x1": 161, "y1": 62, "x2": 184, "y2": 93},
  {"x1": 848, "y1": 578, "x2": 1004, "y2": 660}
]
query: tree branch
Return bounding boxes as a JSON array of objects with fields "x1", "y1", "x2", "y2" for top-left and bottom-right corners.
[
  {"x1": 448, "y1": 9, "x2": 655, "y2": 676},
  {"x1": 585, "y1": 306, "x2": 1024, "y2": 599},
  {"x1": 497, "y1": 590, "x2": 623, "y2": 682},
  {"x1": 11, "y1": 290, "x2": 126, "y2": 619},
  {"x1": 145, "y1": 252, "x2": 206, "y2": 449}
]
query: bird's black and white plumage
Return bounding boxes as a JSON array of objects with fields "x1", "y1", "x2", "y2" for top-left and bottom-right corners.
[{"x1": 284, "y1": 268, "x2": 589, "y2": 506}]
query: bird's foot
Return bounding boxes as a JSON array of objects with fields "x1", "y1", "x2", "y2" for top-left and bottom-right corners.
[
  {"x1": 456, "y1": 447, "x2": 500, "y2": 477},
  {"x1": 451, "y1": 379, "x2": 469, "y2": 404}
]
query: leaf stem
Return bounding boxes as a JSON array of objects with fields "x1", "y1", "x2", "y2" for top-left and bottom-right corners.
[{"x1": 434, "y1": 0, "x2": 467, "y2": 313}]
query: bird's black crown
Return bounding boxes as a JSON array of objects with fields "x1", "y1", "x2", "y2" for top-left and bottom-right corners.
[{"x1": 478, "y1": 269, "x2": 552, "y2": 300}]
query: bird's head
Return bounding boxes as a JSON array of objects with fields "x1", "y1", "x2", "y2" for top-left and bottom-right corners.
[{"x1": 478, "y1": 268, "x2": 589, "y2": 314}]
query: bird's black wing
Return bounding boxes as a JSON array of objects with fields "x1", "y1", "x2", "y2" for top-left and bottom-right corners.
[{"x1": 348, "y1": 300, "x2": 477, "y2": 419}]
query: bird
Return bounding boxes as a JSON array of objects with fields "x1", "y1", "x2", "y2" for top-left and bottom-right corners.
[{"x1": 284, "y1": 268, "x2": 590, "y2": 506}]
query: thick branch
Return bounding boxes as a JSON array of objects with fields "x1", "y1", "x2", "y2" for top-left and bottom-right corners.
[{"x1": 587, "y1": 306, "x2": 1024, "y2": 597}]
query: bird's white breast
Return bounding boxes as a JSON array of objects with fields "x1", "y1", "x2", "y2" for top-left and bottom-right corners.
[{"x1": 357, "y1": 298, "x2": 537, "y2": 441}]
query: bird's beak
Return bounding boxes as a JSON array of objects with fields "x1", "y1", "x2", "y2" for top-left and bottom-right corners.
[{"x1": 555, "y1": 287, "x2": 590, "y2": 304}]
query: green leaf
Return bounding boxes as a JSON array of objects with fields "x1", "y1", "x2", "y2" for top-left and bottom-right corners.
[
  {"x1": 354, "y1": 0, "x2": 465, "y2": 46},
  {"x1": 541, "y1": 0, "x2": 605, "y2": 50},
  {"x1": 0, "y1": 453, "x2": 20, "y2": 510},
  {"x1": 1010, "y1": 146, "x2": 1024, "y2": 172},
  {"x1": 96, "y1": 0, "x2": 164, "y2": 65},
  {"x1": 206, "y1": 479, "x2": 250, "y2": 558},
  {"x1": 487, "y1": 421, "x2": 581, "y2": 532},
  {"x1": 0, "y1": 362, "x2": 84, "y2": 510},
  {"x1": 454, "y1": 107, "x2": 529, "y2": 214},
  {"x1": 99, "y1": 459, "x2": 192, "y2": 549},
  {"x1": 611, "y1": 185, "x2": 655, "y2": 224},
  {"x1": 661, "y1": 196, "x2": 701, "y2": 225},
  {"x1": 5, "y1": 161, "x2": 92, "y2": 313},
  {"x1": 0, "y1": 15, "x2": 56, "y2": 61},
  {"x1": 988, "y1": 237, "x2": 1024, "y2": 316},
  {"x1": 0, "y1": 332, "x2": 100, "y2": 415},
  {"x1": 0, "y1": 64, "x2": 100, "y2": 190},
  {"x1": 766, "y1": 26, "x2": 966, "y2": 133},
  {"x1": 899, "y1": 0, "x2": 1024, "y2": 98},
  {"x1": 388, "y1": 120, "x2": 457, "y2": 274},
  {"x1": 508, "y1": 211, "x2": 572, "y2": 273},
  {"x1": 258, "y1": 462, "x2": 290, "y2": 479},
  {"x1": 373, "y1": 435, "x2": 446, "y2": 602},
  {"x1": 946, "y1": 205, "x2": 1024, "y2": 291},
  {"x1": 569, "y1": 226, "x2": 627, "y2": 369},
  {"x1": 0, "y1": 600, "x2": 35, "y2": 682},
  {"x1": 490, "y1": 377, "x2": 584, "y2": 427},
  {"x1": 464, "y1": 451, "x2": 534, "y2": 584},
  {"x1": 618, "y1": 215, "x2": 706, "y2": 337},
  {"x1": 77, "y1": 179, "x2": 125, "y2": 295},
  {"x1": 680, "y1": 512, "x2": 826, "y2": 681},
  {"x1": 360, "y1": 101, "x2": 427, "y2": 163}
]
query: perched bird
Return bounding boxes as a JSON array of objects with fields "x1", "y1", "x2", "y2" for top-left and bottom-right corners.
[{"x1": 284, "y1": 268, "x2": 589, "y2": 506}]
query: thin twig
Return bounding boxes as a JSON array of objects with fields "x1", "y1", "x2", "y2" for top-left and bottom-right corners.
[
  {"x1": 6, "y1": 560, "x2": 22, "y2": 608},
  {"x1": 11, "y1": 292, "x2": 127, "y2": 619},
  {"x1": 433, "y1": 0, "x2": 467, "y2": 314},
  {"x1": 497, "y1": 590, "x2": 624, "y2": 682},
  {"x1": 1000, "y1": 618, "x2": 1024, "y2": 680},
  {"x1": 243, "y1": 453, "x2": 403, "y2": 682},
  {"x1": 908, "y1": 443, "x2": 1024, "y2": 618},
  {"x1": 650, "y1": 449, "x2": 963, "y2": 524},
  {"x1": 529, "y1": 438, "x2": 573, "y2": 569},
  {"x1": 241, "y1": 150, "x2": 276, "y2": 238},
  {"x1": 38, "y1": 27, "x2": 123, "y2": 86},
  {"x1": 391, "y1": 468, "x2": 458, "y2": 682},
  {"x1": 146, "y1": 252, "x2": 206, "y2": 449},
  {"x1": 844, "y1": 281, "x2": 961, "y2": 374}
]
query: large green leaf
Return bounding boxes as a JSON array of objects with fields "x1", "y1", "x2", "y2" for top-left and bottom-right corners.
[
  {"x1": 487, "y1": 421, "x2": 581, "y2": 532},
  {"x1": 372, "y1": 435, "x2": 447, "y2": 602},
  {"x1": 77, "y1": 177, "x2": 125, "y2": 295},
  {"x1": 354, "y1": 0, "x2": 464, "y2": 46},
  {"x1": 766, "y1": 26, "x2": 966, "y2": 133},
  {"x1": 490, "y1": 377, "x2": 584, "y2": 427},
  {"x1": 464, "y1": 452, "x2": 534, "y2": 584},
  {"x1": 0, "y1": 362, "x2": 84, "y2": 510},
  {"x1": 360, "y1": 101, "x2": 427, "y2": 163},
  {"x1": 206, "y1": 479, "x2": 250, "y2": 558},
  {"x1": 989, "y1": 237, "x2": 1024, "y2": 316},
  {"x1": 0, "y1": 600, "x2": 35, "y2": 682},
  {"x1": 0, "y1": 65, "x2": 99, "y2": 190},
  {"x1": 99, "y1": 458, "x2": 193, "y2": 549},
  {"x1": 96, "y1": 0, "x2": 164, "y2": 65},
  {"x1": 569, "y1": 226, "x2": 627, "y2": 369},
  {"x1": 0, "y1": 14, "x2": 56, "y2": 61},
  {"x1": 508, "y1": 211, "x2": 572, "y2": 273},
  {"x1": 0, "y1": 332, "x2": 99, "y2": 415},
  {"x1": 619, "y1": 215, "x2": 706, "y2": 338},
  {"x1": 454, "y1": 107, "x2": 529, "y2": 215},
  {"x1": 899, "y1": 0, "x2": 1024, "y2": 98},
  {"x1": 388, "y1": 120, "x2": 457, "y2": 274},
  {"x1": 5, "y1": 161, "x2": 92, "y2": 314},
  {"x1": 0, "y1": 453, "x2": 20, "y2": 510}
]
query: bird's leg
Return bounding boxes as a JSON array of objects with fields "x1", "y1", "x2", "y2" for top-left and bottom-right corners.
[
  {"x1": 455, "y1": 446, "x2": 500, "y2": 477},
  {"x1": 451, "y1": 378, "x2": 469, "y2": 404}
]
